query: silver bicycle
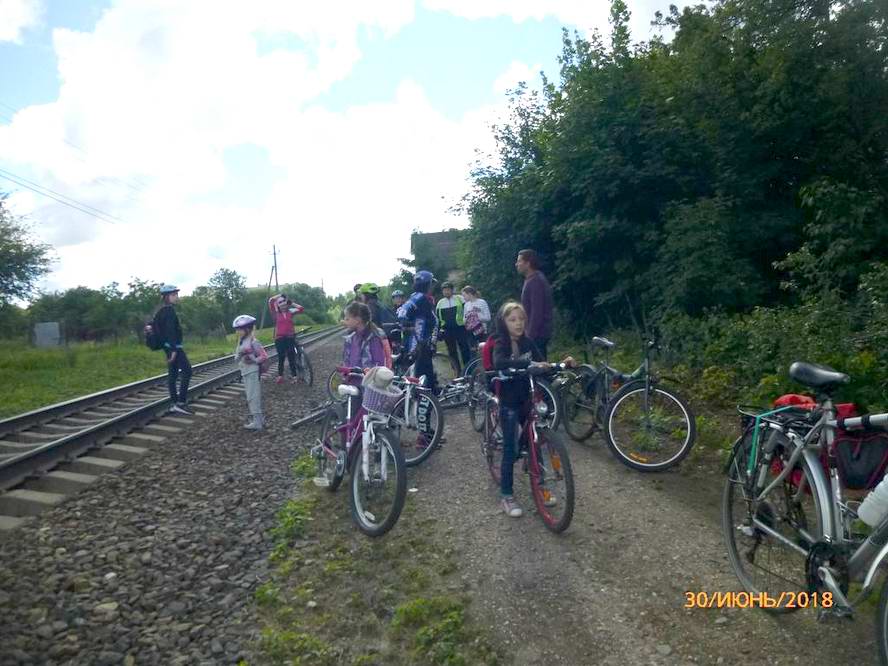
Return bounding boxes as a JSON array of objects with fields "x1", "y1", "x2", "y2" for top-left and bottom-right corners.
[{"x1": 722, "y1": 361, "x2": 888, "y2": 663}]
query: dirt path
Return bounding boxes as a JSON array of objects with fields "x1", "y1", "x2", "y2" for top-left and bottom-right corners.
[{"x1": 407, "y1": 409, "x2": 878, "y2": 665}]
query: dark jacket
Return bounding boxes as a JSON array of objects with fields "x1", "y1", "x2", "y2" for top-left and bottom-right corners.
[
  {"x1": 521, "y1": 271, "x2": 553, "y2": 340},
  {"x1": 154, "y1": 304, "x2": 183, "y2": 351},
  {"x1": 492, "y1": 334, "x2": 543, "y2": 406}
]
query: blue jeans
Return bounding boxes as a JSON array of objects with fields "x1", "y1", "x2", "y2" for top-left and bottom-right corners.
[{"x1": 500, "y1": 402, "x2": 530, "y2": 497}]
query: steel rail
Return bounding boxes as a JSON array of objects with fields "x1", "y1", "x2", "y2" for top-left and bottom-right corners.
[{"x1": 0, "y1": 325, "x2": 343, "y2": 491}]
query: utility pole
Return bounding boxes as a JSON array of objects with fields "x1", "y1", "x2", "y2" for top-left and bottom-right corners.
[{"x1": 272, "y1": 244, "x2": 280, "y2": 292}]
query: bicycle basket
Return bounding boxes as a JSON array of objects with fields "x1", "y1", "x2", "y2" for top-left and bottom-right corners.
[{"x1": 362, "y1": 383, "x2": 402, "y2": 415}]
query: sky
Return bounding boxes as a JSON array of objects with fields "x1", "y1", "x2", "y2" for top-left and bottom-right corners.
[{"x1": 0, "y1": 0, "x2": 694, "y2": 298}]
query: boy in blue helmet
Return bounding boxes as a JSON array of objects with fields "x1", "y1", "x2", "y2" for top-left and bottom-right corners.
[{"x1": 397, "y1": 270, "x2": 439, "y2": 393}]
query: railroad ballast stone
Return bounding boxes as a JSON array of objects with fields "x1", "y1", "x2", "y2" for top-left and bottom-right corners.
[{"x1": 0, "y1": 337, "x2": 341, "y2": 664}]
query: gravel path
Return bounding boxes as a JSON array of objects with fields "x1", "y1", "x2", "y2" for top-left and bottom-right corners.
[
  {"x1": 0, "y1": 339, "x2": 341, "y2": 666},
  {"x1": 407, "y1": 409, "x2": 879, "y2": 665},
  {"x1": 1, "y1": 340, "x2": 880, "y2": 665}
]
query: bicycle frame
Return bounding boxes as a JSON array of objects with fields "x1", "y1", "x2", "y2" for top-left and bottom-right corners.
[
  {"x1": 390, "y1": 375, "x2": 435, "y2": 435},
  {"x1": 738, "y1": 400, "x2": 888, "y2": 609}
]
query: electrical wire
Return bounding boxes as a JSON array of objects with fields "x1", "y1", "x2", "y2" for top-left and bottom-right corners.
[{"x1": 0, "y1": 168, "x2": 121, "y2": 225}]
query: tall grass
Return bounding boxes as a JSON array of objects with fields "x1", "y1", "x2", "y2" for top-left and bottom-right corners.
[{"x1": 0, "y1": 328, "x2": 289, "y2": 419}]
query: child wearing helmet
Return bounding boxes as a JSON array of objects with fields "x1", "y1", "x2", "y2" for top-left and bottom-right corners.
[
  {"x1": 233, "y1": 314, "x2": 268, "y2": 431},
  {"x1": 152, "y1": 284, "x2": 193, "y2": 415},
  {"x1": 397, "y1": 270, "x2": 439, "y2": 393}
]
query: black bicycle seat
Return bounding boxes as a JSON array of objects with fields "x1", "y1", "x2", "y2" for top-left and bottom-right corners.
[{"x1": 789, "y1": 362, "x2": 850, "y2": 390}]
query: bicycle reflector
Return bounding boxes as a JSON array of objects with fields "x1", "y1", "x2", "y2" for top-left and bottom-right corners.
[{"x1": 535, "y1": 401, "x2": 550, "y2": 417}]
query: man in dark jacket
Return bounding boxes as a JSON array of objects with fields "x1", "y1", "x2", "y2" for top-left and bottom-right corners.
[
  {"x1": 516, "y1": 249, "x2": 554, "y2": 359},
  {"x1": 154, "y1": 285, "x2": 193, "y2": 415}
]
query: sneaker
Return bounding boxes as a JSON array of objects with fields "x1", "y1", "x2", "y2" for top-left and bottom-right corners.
[
  {"x1": 501, "y1": 496, "x2": 523, "y2": 518},
  {"x1": 170, "y1": 403, "x2": 193, "y2": 415},
  {"x1": 540, "y1": 488, "x2": 557, "y2": 507},
  {"x1": 275, "y1": 376, "x2": 285, "y2": 385}
]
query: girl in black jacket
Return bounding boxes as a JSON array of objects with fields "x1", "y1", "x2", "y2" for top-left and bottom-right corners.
[
  {"x1": 491, "y1": 301, "x2": 573, "y2": 518},
  {"x1": 155, "y1": 285, "x2": 193, "y2": 415}
]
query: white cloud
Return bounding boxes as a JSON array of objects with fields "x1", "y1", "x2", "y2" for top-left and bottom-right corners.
[
  {"x1": 493, "y1": 60, "x2": 544, "y2": 94},
  {"x1": 0, "y1": 0, "x2": 41, "y2": 43},
  {"x1": 2, "y1": 0, "x2": 535, "y2": 297}
]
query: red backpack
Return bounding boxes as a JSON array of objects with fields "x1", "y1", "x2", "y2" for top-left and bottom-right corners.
[{"x1": 481, "y1": 337, "x2": 496, "y2": 372}]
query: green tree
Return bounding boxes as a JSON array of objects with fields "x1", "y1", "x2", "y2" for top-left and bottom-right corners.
[
  {"x1": 0, "y1": 194, "x2": 53, "y2": 304},
  {"x1": 208, "y1": 268, "x2": 247, "y2": 328}
]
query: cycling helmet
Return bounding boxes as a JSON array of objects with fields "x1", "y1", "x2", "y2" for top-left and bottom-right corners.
[
  {"x1": 232, "y1": 314, "x2": 256, "y2": 329},
  {"x1": 159, "y1": 284, "x2": 179, "y2": 294},
  {"x1": 391, "y1": 289, "x2": 404, "y2": 298},
  {"x1": 413, "y1": 270, "x2": 435, "y2": 290},
  {"x1": 441, "y1": 281, "x2": 454, "y2": 289},
  {"x1": 359, "y1": 282, "x2": 380, "y2": 296}
]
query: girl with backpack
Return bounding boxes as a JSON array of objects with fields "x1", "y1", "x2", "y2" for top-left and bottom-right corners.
[
  {"x1": 148, "y1": 284, "x2": 193, "y2": 415},
  {"x1": 490, "y1": 302, "x2": 574, "y2": 518},
  {"x1": 233, "y1": 314, "x2": 268, "y2": 431},
  {"x1": 268, "y1": 294, "x2": 305, "y2": 384}
]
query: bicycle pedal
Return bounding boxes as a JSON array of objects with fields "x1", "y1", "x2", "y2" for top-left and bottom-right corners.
[{"x1": 312, "y1": 477, "x2": 330, "y2": 488}]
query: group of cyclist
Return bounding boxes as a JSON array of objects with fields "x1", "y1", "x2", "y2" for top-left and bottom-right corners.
[{"x1": 344, "y1": 252, "x2": 574, "y2": 518}]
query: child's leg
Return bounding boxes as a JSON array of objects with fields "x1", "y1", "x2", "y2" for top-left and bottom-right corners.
[
  {"x1": 499, "y1": 405, "x2": 521, "y2": 497},
  {"x1": 244, "y1": 372, "x2": 262, "y2": 423},
  {"x1": 275, "y1": 337, "x2": 286, "y2": 376}
]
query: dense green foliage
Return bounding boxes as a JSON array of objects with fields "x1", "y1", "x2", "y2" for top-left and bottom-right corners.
[{"x1": 460, "y1": 0, "x2": 888, "y2": 404}]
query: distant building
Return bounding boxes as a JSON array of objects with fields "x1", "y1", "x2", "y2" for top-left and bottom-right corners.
[{"x1": 410, "y1": 229, "x2": 466, "y2": 285}]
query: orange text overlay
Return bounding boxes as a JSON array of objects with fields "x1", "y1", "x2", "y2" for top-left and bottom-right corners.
[{"x1": 684, "y1": 591, "x2": 833, "y2": 609}]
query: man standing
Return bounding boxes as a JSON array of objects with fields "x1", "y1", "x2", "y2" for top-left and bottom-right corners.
[
  {"x1": 398, "y1": 271, "x2": 439, "y2": 393},
  {"x1": 516, "y1": 249, "x2": 554, "y2": 359},
  {"x1": 436, "y1": 281, "x2": 472, "y2": 374},
  {"x1": 152, "y1": 284, "x2": 194, "y2": 414}
]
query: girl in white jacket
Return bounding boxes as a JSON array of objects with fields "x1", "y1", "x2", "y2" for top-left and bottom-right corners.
[{"x1": 233, "y1": 315, "x2": 268, "y2": 431}]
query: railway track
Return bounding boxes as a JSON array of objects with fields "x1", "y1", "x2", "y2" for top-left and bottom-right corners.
[{"x1": 0, "y1": 325, "x2": 343, "y2": 532}]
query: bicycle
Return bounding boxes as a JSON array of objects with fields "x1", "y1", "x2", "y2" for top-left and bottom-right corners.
[
  {"x1": 292, "y1": 328, "x2": 315, "y2": 386},
  {"x1": 722, "y1": 360, "x2": 888, "y2": 663},
  {"x1": 556, "y1": 336, "x2": 628, "y2": 442},
  {"x1": 466, "y1": 348, "x2": 562, "y2": 432},
  {"x1": 480, "y1": 363, "x2": 575, "y2": 533},
  {"x1": 598, "y1": 336, "x2": 695, "y2": 472},
  {"x1": 387, "y1": 373, "x2": 444, "y2": 468},
  {"x1": 290, "y1": 366, "x2": 407, "y2": 537}
]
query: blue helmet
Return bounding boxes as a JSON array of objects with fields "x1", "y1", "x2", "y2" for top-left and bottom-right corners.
[{"x1": 413, "y1": 270, "x2": 435, "y2": 290}]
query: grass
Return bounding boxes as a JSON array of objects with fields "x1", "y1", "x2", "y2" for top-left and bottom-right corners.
[
  {"x1": 252, "y1": 465, "x2": 501, "y2": 665},
  {"x1": 0, "y1": 326, "x2": 309, "y2": 419}
]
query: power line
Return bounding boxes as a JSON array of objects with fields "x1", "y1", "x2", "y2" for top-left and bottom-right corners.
[
  {"x1": 0, "y1": 168, "x2": 121, "y2": 225},
  {"x1": 0, "y1": 100, "x2": 148, "y2": 195}
]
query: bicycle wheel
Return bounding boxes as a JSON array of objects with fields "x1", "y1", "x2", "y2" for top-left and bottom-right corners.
[
  {"x1": 877, "y1": 577, "x2": 888, "y2": 663},
  {"x1": 534, "y1": 378, "x2": 561, "y2": 431},
  {"x1": 432, "y1": 352, "x2": 458, "y2": 385},
  {"x1": 604, "y1": 382, "x2": 695, "y2": 471},
  {"x1": 463, "y1": 357, "x2": 481, "y2": 378},
  {"x1": 349, "y1": 428, "x2": 407, "y2": 537},
  {"x1": 312, "y1": 407, "x2": 345, "y2": 492},
  {"x1": 483, "y1": 397, "x2": 503, "y2": 483},
  {"x1": 387, "y1": 389, "x2": 443, "y2": 467},
  {"x1": 295, "y1": 346, "x2": 314, "y2": 386},
  {"x1": 467, "y1": 364, "x2": 488, "y2": 433},
  {"x1": 529, "y1": 429, "x2": 575, "y2": 533},
  {"x1": 562, "y1": 368, "x2": 604, "y2": 443},
  {"x1": 722, "y1": 437, "x2": 823, "y2": 612},
  {"x1": 326, "y1": 369, "x2": 348, "y2": 403}
]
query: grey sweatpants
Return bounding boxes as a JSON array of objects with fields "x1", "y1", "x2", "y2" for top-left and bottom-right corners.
[{"x1": 243, "y1": 371, "x2": 262, "y2": 417}]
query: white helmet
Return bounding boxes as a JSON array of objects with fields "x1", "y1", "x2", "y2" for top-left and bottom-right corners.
[
  {"x1": 232, "y1": 314, "x2": 256, "y2": 328},
  {"x1": 160, "y1": 284, "x2": 179, "y2": 294}
]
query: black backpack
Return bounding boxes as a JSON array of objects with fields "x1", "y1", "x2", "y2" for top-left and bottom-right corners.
[{"x1": 145, "y1": 311, "x2": 164, "y2": 351}]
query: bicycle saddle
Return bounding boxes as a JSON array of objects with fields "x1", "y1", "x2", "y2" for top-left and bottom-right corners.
[
  {"x1": 591, "y1": 336, "x2": 615, "y2": 349},
  {"x1": 789, "y1": 362, "x2": 850, "y2": 389}
]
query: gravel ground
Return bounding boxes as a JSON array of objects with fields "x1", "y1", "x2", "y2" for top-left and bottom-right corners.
[
  {"x1": 0, "y1": 339, "x2": 340, "y2": 666},
  {"x1": 0, "y1": 337, "x2": 880, "y2": 665},
  {"x1": 407, "y1": 410, "x2": 879, "y2": 665}
]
